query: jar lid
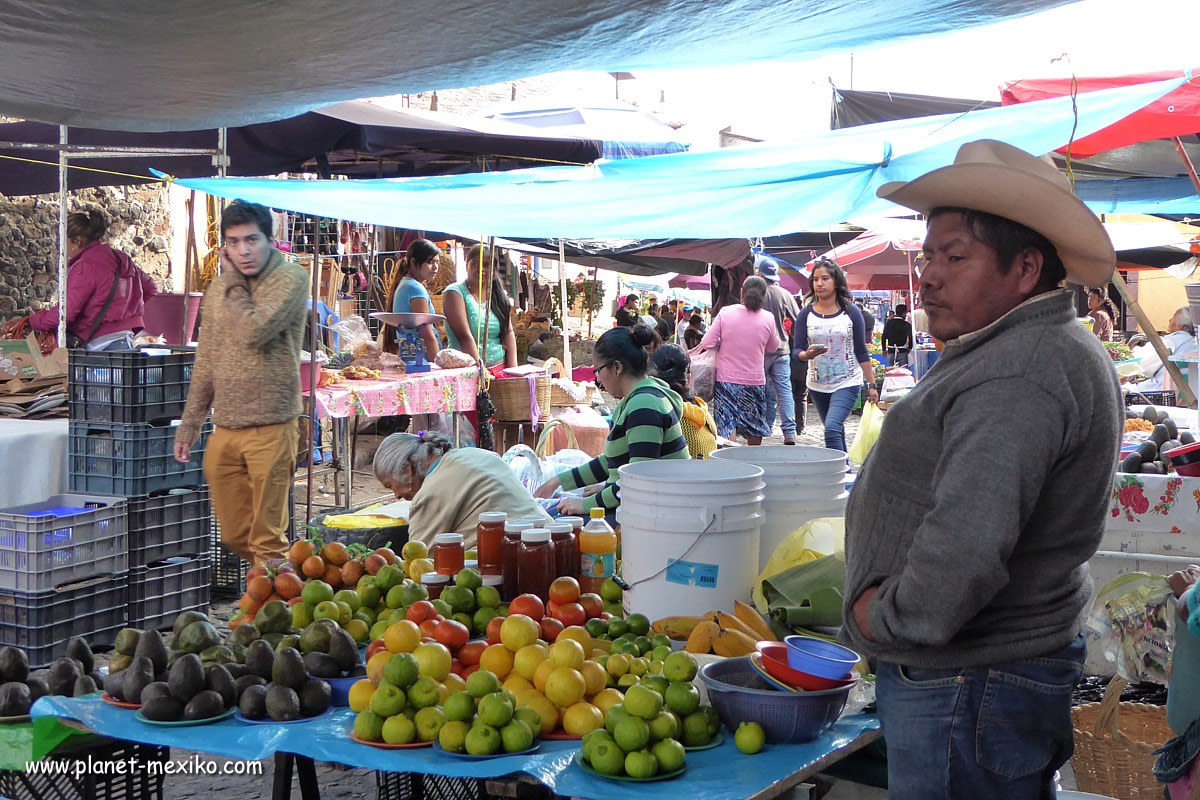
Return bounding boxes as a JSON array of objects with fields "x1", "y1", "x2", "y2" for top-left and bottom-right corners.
[
  {"x1": 589, "y1": 508, "x2": 605, "y2": 518},
  {"x1": 464, "y1": 560, "x2": 478, "y2": 571},
  {"x1": 482, "y1": 574, "x2": 504, "y2": 587},
  {"x1": 547, "y1": 522, "x2": 573, "y2": 534},
  {"x1": 419, "y1": 572, "x2": 449, "y2": 584},
  {"x1": 557, "y1": 516, "x2": 584, "y2": 527},
  {"x1": 521, "y1": 528, "x2": 550, "y2": 543},
  {"x1": 479, "y1": 512, "x2": 508, "y2": 524},
  {"x1": 505, "y1": 520, "x2": 531, "y2": 533},
  {"x1": 434, "y1": 533, "x2": 464, "y2": 545}
]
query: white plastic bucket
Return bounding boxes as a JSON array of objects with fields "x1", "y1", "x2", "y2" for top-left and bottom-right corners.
[
  {"x1": 711, "y1": 446, "x2": 849, "y2": 569},
  {"x1": 617, "y1": 460, "x2": 765, "y2": 620}
]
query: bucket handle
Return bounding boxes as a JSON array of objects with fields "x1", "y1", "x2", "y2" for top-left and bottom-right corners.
[{"x1": 623, "y1": 512, "x2": 719, "y2": 590}]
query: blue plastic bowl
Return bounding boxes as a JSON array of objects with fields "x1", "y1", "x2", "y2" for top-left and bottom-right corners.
[{"x1": 784, "y1": 636, "x2": 859, "y2": 680}]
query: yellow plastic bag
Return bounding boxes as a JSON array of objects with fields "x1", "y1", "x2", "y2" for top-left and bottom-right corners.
[
  {"x1": 848, "y1": 401, "x2": 884, "y2": 465},
  {"x1": 752, "y1": 517, "x2": 845, "y2": 612}
]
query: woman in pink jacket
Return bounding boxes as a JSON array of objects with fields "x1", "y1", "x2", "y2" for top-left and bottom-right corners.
[
  {"x1": 29, "y1": 210, "x2": 158, "y2": 351},
  {"x1": 698, "y1": 276, "x2": 780, "y2": 445}
]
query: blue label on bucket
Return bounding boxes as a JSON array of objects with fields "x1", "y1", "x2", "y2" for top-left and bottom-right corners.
[{"x1": 665, "y1": 559, "x2": 719, "y2": 589}]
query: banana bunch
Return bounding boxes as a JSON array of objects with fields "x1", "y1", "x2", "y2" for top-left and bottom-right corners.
[{"x1": 652, "y1": 601, "x2": 777, "y2": 657}]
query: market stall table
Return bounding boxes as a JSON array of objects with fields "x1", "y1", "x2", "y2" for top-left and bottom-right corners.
[
  {"x1": 302, "y1": 366, "x2": 479, "y2": 506},
  {"x1": 31, "y1": 694, "x2": 880, "y2": 800},
  {"x1": 910, "y1": 348, "x2": 940, "y2": 380},
  {"x1": 0, "y1": 418, "x2": 68, "y2": 507}
]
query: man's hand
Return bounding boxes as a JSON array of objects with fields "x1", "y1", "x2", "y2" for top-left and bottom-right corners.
[
  {"x1": 852, "y1": 586, "x2": 880, "y2": 642},
  {"x1": 1168, "y1": 566, "x2": 1199, "y2": 598},
  {"x1": 867, "y1": 386, "x2": 880, "y2": 404},
  {"x1": 173, "y1": 439, "x2": 192, "y2": 464},
  {"x1": 218, "y1": 245, "x2": 236, "y2": 274}
]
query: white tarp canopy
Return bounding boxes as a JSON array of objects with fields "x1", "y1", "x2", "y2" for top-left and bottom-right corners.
[{"x1": 0, "y1": 0, "x2": 1076, "y2": 131}]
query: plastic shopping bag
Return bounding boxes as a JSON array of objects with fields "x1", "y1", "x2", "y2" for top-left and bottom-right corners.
[
  {"x1": 1086, "y1": 572, "x2": 1174, "y2": 684},
  {"x1": 752, "y1": 517, "x2": 845, "y2": 612},
  {"x1": 689, "y1": 347, "x2": 717, "y2": 401},
  {"x1": 847, "y1": 402, "x2": 884, "y2": 464}
]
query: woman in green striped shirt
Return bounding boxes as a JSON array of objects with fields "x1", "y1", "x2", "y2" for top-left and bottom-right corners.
[{"x1": 535, "y1": 325, "x2": 690, "y2": 515}]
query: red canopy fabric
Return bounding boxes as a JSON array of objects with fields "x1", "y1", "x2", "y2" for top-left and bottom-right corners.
[{"x1": 1001, "y1": 69, "x2": 1200, "y2": 157}]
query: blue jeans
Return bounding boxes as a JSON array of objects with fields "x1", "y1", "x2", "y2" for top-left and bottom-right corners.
[
  {"x1": 876, "y1": 635, "x2": 1085, "y2": 800},
  {"x1": 763, "y1": 352, "x2": 796, "y2": 437},
  {"x1": 809, "y1": 385, "x2": 859, "y2": 452}
]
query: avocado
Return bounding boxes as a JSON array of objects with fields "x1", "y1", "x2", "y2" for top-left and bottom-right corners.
[
  {"x1": 167, "y1": 653, "x2": 205, "y2": 704},
  {"x1": 47, "y1": 658, "x2": 81, "y2": 697},
  {"x1": 328, "y1": 629, "x2": 358, "y2": 674},
  {"x1": 72, "y1": 675, "x2": 98, "y2": 697},
  {"x1": 88, "y1": 670, "x2": 104, "y2": 688},
  {"x1": 134, "y1": 630, "x2": 168, "y2": 675},
  {"x1": 64, "y1": 638, "x2": 94, "y2": 676},
  {"x1": 176, "y1": 621, "x2": 221, "y2": 655},
  {"x1": 225, "y1": 663, "x2": 248, "y2": 679},
  {"x1": 206, "y1": 665, "x2": 236, "y2": 709},
  {"x1": 122, "y1": 656, "x2": 154, "y2": 705},
  {"x1": 298, "y1": 680, "x2": 331, "y2": 717},
  {"x1": 183, "y1": 689, "x2": 225, "y2": 721},
  {"x1": 1162, "y1": 440, "x2": 1183, "y2": 456},
  {"x1": 233, "y1": 674, "x2": 266, "y2": 697},
  {"x1": 299, "y1": 620, "x2": 336, "y2": 655},
  {"x1": 1158, "y1": 410, "x2": 1170, "y2": 424},
  {"x1": 255, "y1": 601, "x2": 292, "y2": 635},
  {"x1": 0, "y1": 682, "x2": 32, "y2": 715},
  {"x1": 229, "y1": 625, "x2": 260, "y2": 648},
  {"x1": 1165, "y1": 418, "x2": 1179, "y2": 439},
  {"x1": 172, "y1": 611, "x2": 209, "y2": 641},
  {"x1": 265, "y1": 684, "x2": 301, "y2": 722},
  {"x1": 275, "y1": 635, "x2": 300, "y2": 655},
  {"x1": 1120, "y1": 453, "x2": 1143, "y2": 474},
  {"x1": 1136, "y1": 441, "x2": 1159, "y2": 462},
  {"x1": 272, "y1": 648, "x2": 306, "y2": 691},
  {"x1": 262, "y1": 633, "x2": 284, "y2": 649},
  {"x1": 238, "y1": 684, "x2": 269, "y2": 720},
  {"x1": 303, "y1": 652, "x2": 340, "y2": 679},
  {"x1": 114, "y1": 628, "x2": 143, "y2": 657},
  {"x1": 140, "y1": 696, "x2": 184, "y2": 722},
  {"x1": 199, "y1": 645, "x2": 235, "y2": 666},
  {"x1": 102, "y1": 669, "x2": 126, "y2": 701},
  {"x1": 1151, "y1": 424, "x2": 1170, "y2": 446},
  {"x1": 1125, "y1": 409, "x2": 1139, "y2": 420},
  {"x1": 0, "y1": 647, "x2": 29, "y2": 684},
  {"x1": 25, "y1": 676, "x2": 48, "y2": 703},
  {"x1": 244, "y1": 641, "x2": 274, "y2": 680},
  {"x1": 1142, "y1": 406, "x2": 1159, "y2": 423},
  {"x1": 1182, "y1": 432, "x2": 1196, "y2": 445},
  {"x1": 228, "y1": 643, "x2": 247, "y2": 664},
  {"x1": 108, "y1": 653, "x2": 133, "y2": 675},
  {"x1": 1141, "y1": 462, "x2": 1165, "y2": 474},
  {"x1": 141, "y1": 682, "x2": 172, "y2": 704}
]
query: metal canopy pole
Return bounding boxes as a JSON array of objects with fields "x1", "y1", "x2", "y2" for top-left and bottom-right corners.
[{"x1": 56, "y1": 126, "x2": 68, "y2": 348}]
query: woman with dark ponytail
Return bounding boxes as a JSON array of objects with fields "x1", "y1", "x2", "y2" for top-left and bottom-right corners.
[
  {"x1": 1087, "y1": 287, "x2": 1118, "y2": 342},
  {"x1": 387, "y1": 238, "x2": 441, "y2": 358},
  {"x1": 28, "y1": 209, "x2": 158, "y2": 350},
  {"x1": 535, "y1": 324, "x2": 690, "y2": 515},
  {"x1": 650, "y1": 344, "x2": 718, "y2": 458}
]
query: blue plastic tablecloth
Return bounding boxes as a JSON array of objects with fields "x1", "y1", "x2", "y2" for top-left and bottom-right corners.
[{"x1": 32, "y1": 695, "x2": 879, "y2": 799}]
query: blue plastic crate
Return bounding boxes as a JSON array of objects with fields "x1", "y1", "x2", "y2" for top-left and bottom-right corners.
[
  {"x1": 68, "y1": 421, "x2": 211, "y2": 497},
  {"x1": 0, "y1": 494, "x2": 128, "y2": 591}
]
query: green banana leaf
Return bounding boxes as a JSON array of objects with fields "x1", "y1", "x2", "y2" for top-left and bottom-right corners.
[{"x1": 761, "y1": 554, "x2": 846, "y2": 629}]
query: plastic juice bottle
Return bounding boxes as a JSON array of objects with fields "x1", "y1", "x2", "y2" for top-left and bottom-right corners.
[{"x1": 578, "y1": 507, "x2": 617, "y2": 595}]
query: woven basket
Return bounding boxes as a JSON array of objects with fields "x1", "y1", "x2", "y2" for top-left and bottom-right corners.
[
  {"x1": 1071, "y1": 677, "x2": 1174, "y2": 799},
  {"x1": 542, "y1": 358, "x2": 590, "y2": 406},
  {"x1": 490, "y1": 370, "x2": 551, "y2": 422}
]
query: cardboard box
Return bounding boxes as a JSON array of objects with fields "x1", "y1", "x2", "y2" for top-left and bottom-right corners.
[{"x1": 0, "y1": 334, "x2": 66, "y2": 380}]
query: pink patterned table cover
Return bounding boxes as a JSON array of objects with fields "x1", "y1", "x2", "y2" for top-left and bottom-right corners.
[
  {"x1": 1109, "y1": 473, "x2": 1200, "y2": 534},
  {"x1": 305, "y1": 366, "x2": 478, "y2": 419}
]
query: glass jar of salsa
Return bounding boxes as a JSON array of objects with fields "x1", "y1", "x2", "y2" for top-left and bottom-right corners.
[
  {"x1": 476, "y1": 512, "x2": 507, "y2": 575},
  {"x1": 420, "y1": 571, "x2": 449, "y2": 600},
  {"x1": 433, "y1": 532, "x2": 465, "y2": 576},
  {"x1": 501, "y1": 519, "x2": 528, "y2": 601},
  {"x1": 547, "y1": 521, "x2": 579, "y2": 581},
  {"x1": 517, "y1": 529, "x2": 556, "y2": 601}
]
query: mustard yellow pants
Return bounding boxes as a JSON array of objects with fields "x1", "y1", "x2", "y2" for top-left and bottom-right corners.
[{"x1": 204, "y1": 419, "x2": 298, "y2": 567}]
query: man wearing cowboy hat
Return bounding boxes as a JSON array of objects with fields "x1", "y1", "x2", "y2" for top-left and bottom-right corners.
[{"x1": 841, "y1": 140, "x2": 1122, "y2": 798}]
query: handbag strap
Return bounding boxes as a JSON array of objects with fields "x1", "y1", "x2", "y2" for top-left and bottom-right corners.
[{"x1": 81, "y1": 250, "x2": 125, "y2": 343}]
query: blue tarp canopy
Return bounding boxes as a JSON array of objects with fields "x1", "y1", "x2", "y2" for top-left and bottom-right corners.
[
  {"x1": 175, "y1": 77, "x2": 1185, "y2": 239},
  {"x1": 0, "y1": 0, "x2": 1077, "y2": 131},
  {"x1": 1077, "y1": 177, "x2": 1200, "y2": 216}
]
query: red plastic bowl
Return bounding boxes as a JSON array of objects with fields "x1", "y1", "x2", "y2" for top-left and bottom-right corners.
[
  {"x1": 1167, "y1": 441, "x2": 1200, "y2": 477},
  {"x1": 756, "y1": 642, "x2": 857, "y2": 690}
]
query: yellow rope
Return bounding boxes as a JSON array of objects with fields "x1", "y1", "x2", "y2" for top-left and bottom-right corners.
[{"x1": 0, "y1": 153, "x2": 170, "y2": 183}]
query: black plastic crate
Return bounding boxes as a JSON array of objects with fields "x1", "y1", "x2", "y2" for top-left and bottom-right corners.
[
  {"x1": 1125, "y1": 390, "x2": 1177, "y2": 408},
  {"x1": 209, "y1": 484, "x2": 297, "y2": 597},
  {"x1": 0, "y1": 573, "x2": 127, "y2": 667},
  {"x1": 128, "y1": 556, "x2": 210, "y2": 631},
  {"x1": 126, "y1": 488, "x2": 211, "y2": 566},
  {"x1": 377, "y1": 773, "x2": 487, "y2": 800},
  {"x1": 68, "y1": 421, "x2": 211, "y2": 498},
  {"x1": 0, "y1": 494, "x2": 128, "y2": 592},
  {"x1": 68, "y1": 345, "x2": 195, "y2": 424},
  {"x1": 0, "y1": 737, "x2": 167, "y2": 800}
]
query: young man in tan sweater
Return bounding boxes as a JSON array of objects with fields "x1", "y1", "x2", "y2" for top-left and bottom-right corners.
[{"x1": 174, "y1": 200, "x2": 309, "y2": 567}]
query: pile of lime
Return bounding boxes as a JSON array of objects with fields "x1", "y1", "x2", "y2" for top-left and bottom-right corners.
[{"x1": 437, "y1": 668, "x2": 542, "y2": 756}]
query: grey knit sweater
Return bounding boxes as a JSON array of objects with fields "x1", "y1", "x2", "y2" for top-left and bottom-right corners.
[{"x1": 840, "y1": 290, "x2": 1122, "y2": 669}]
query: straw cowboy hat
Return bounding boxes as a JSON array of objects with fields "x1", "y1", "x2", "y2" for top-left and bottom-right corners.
[{"x1": 877, "y1": 139, "x2": 1115, "y2": 287}]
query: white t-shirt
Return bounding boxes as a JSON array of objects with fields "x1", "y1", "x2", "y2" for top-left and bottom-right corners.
[{"x1": 805, "y1": 310, "x2": 864, "y2": 393}]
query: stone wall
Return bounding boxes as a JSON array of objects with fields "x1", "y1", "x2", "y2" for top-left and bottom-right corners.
[{"x1": 0, "y1": 184, "x2": 173, "y2": 319}]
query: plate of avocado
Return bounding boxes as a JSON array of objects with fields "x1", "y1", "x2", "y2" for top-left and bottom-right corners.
[
  {"x1": 135, "y1": 707, "x2": 235, "y2": 727},
  {"x1": 234, "y1": 707, "x2": 332, "y2": 725}
]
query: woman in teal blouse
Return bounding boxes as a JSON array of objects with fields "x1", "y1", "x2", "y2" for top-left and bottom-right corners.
[{"x1": 443, "y1": 244, "x2": 518, "y2": 369}]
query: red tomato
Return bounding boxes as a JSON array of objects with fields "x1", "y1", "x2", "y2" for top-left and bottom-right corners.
[
  {"x1": 553, "y1": 602, "x2": 587, "y2": 628},
  {"x1": 548, "y1": 576, "x2": 581, "y2": 606},
  {"x1": 486, "y1": 616, "x2": 505, "y2": 645},
  {"x1": 406, "y1": 600, "x2": 437, "y2": 624},
  {"x1": 539, "y1": 617, "x2": 565, "y2": 643},
  {"x1": 546, "y1": 601, "x2": 560, "y2": 619},
  {"x1": 578, "y1": 593, "x2": 604, "y2": 619},
  {"x1": 509, "y1": 594, "x2": 546, "y2": 620},
  {"x1": 462, "y1": 664, "x2": 479, "y2": 679},
  {"x1": 365, "y1": 639, "x2": 388, "y2": 662},
  {"x1": 458, "y1": 641, "x2": 487, "y2": 667},
  {"x1": 433, "y1": 619, "x2": 471, "y2": 652}
]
